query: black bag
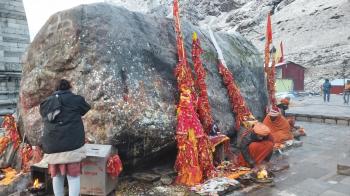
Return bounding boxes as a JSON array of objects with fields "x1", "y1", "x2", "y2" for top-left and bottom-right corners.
[{"x1": 40, "y1": 94, "x2": 62, "y2": 123}]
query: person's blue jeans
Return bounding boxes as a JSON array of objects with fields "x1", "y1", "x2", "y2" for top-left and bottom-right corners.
[
  {"x1": 323, "y1": 91, "x2": 330, "y2": 102},
  {"x1": 344, "y1": 91, "x2": 350, "y2": 104}
]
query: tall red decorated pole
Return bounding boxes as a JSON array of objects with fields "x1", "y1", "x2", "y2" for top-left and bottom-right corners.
[
  {"x1": 173, "y1": 0, "x2": 197, "y2": 104},
  {"x1": 192, "y1": 32, "x2": 233, "y2": 164},
  {"x1": 191, "y1": 32, "x2": 214, "y2": 134},
  {"x1": 264, "y1": 13, "x2": 277, "y2": 108},
  {"x1": 173, "y1": 0, "x2": 214, "y2": 186},
  {"x1": 208, "y1": 29, "x2": 255, "y2": 130},
  {"x1": 264, "y1": 13, "x2": 272, "y2": 72},
  {"x1": 267, "y1": 52, "x2": 277, "y2": 108}
]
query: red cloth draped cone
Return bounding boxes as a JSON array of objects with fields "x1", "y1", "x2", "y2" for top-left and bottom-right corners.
[
  {"x1": 217, "y1": 61, "x2": 253, "y2": 130},
  {"x1": 174, "y1": 87, "x2": 216, "y2": 185},
  {"x1": 175, "y1": 88, "x2": 203, "y2": 185}
]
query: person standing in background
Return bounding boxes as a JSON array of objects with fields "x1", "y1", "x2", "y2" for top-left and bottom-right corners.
[
  {"x1": 343, "y1": 80, "x2": 350, "y2": 104},
  {"x1": 322, "y1": 79, "x2": 332, "y2": 102}
]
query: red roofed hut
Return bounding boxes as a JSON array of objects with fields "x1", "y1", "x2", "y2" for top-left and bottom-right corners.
[{"x1": 275, "y1": 61, "x2": 305, "y2": 91}]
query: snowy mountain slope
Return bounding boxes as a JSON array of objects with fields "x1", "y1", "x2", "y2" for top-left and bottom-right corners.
[{"x1": 106, "y1": 0, "x2": 350, "y2": 91}]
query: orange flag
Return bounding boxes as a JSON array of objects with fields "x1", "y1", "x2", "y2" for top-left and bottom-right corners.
[
  {"x1": 266, "y1": 13, "x2": 272, "y2": 44},
  {"x1": 264, "y1": 13, "x2": 273, "y2": 71},
  {"x1": 280, "y1": 41, "x2": 284, "y2": 63}
]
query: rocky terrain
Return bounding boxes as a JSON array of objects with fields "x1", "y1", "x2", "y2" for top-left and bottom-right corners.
[
  {"x1": 107, "y1": 0, "x2": 350, "y2": 91},
  {"x1": 18, "y1": 3, "x2": 267, "y2": 169}
]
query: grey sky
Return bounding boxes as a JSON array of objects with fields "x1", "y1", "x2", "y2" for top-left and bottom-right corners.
[{"x1": 23, "y1": 0, "x2": 104, "y2": 40}]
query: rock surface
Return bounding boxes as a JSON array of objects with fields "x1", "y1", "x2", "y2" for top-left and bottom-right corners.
[
  {"x1": 132, "y1": 172, "x2": 161, "y2": 183},
  {"x1": 18, "y1": 3, "x2": 267, "y2": 168},
  {"x1": 0, "y1": 173, "x2": 30, "y2": 196},
  {"x1": 108, "y1": 0, "x2": 350, "y2": 91}
]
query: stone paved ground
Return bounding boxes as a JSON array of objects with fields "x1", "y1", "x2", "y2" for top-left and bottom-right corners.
[
  {"x1": 4, "y1": 123, "x2": 349, "y2": 196},
  {"x1": 247, "y1": 122, "x2": 350, "y2": 196},
  {"x1": 287, "y1": 95, "x2": 350, "y2": 117}
]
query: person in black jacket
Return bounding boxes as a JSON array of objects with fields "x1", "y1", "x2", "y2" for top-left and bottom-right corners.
[
  {"x1": 40, "y1": 79, "x2": 90, "y2": 196},
  {"x1": 237, "y1": 122, "x2": 274, "y2": 168}
]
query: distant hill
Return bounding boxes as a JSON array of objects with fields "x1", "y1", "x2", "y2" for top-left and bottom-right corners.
[{"x1": 107, "y1": 0, "x2": 350, "y2": 92}]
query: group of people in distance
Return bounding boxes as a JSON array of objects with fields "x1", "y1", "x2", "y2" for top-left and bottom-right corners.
[{"x1": 322, "y1": 79, "x2": 350, "y2": 104}]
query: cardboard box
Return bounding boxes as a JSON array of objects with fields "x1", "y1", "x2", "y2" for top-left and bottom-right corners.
[{"x1": 80, "y1": 144, "x2": 118, "y2": 195}]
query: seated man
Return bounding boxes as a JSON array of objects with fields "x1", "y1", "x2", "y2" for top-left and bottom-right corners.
[
  {"x1": 237, "y1": 122, "x2": 274, "y2": 168},
  {"x1": 277, "y1": 97, "x2": 290, "y2": 116},
  {"x1": 263, "y1": 108, "x2": 294, "y2": 144}
]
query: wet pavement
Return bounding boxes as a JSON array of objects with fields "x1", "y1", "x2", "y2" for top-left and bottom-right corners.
[
  {"x1": 247, "y1": 121, "x2": 350, "y2": 196},
  {"x1": 287, "y1": 95, "x2": 350, "y2": 117}
]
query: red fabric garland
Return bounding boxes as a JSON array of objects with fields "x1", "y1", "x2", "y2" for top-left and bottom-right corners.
[
  {"x1": 217, "y1": 61, "x2": 253, "y2": 130},
  {"x1": 20, "y1": 143, "x2": 33, "y2": 172},
  {"x1": 1, "y1": 115, "x2": 21, "y2": 149},
  {"x1": 192, "y1": 33, "x2": 214, "y2": 134},
  {"x1": 107, "y1": 154, "x2": 123, "y2": 178},
  {"x1": 1, "y1": 115, "x2": 44, "y2": 172},
  {"x1": 0, "y1": 137, "x2": 10, "y2": 156}
]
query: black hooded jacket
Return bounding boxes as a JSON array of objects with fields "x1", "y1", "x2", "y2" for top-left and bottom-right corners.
[{"x1": 40, "y1": 90, "x2": 90, "y2": 154}]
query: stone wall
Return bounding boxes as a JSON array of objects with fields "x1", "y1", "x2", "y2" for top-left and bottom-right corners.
[{"x1": 0, "y1": 0, "x2": 30, "y2": 115}]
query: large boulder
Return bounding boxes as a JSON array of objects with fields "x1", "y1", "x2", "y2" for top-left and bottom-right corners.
[{"x1": 18, "y1": 3, "x2": 267, "y2": 168}]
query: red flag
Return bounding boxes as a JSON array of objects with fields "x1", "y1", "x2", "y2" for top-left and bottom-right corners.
[
  {"x1": 280, "y1": 41, "x2": 284, "y2": 63},
  {"x1": 192, "y1": 32, "x2": 214, "y2": 134},
  {"x1": 173, "y1": 0, "x2": 185, "y2": 62},
  {"x1": 264, "y1": 12, "x2": 277, "y2": 107},
  {"x1": 266, "y1": 13, "x2": 272, "y2": 44},
  {"x1": 264, "y1": 13, "x2": 273, "y2": 71}
]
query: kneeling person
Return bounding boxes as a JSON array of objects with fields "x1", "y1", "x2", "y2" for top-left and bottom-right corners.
[{"x1": 237, "y1": 123, "x2": 274, "y2": 168}]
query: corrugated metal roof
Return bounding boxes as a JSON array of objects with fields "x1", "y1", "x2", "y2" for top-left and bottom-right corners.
[{"x1": 275, "y1": 61, "x2": 305, "y2": 69}]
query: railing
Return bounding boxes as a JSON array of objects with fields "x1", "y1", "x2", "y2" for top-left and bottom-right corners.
[{"x1": 286, "y1": 113, "x2": 350, "y2": 126}]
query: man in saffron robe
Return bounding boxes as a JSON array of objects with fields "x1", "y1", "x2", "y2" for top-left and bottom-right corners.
[
  {"x1": 237, "y1": 123, "x2": 274, "y2": 168},
  {"x1": 263, "y1": 108, "x2": 293, "y2": 144},
  {"x1": 277, "y1": 97, "x2": 290, "y2": 116}
]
